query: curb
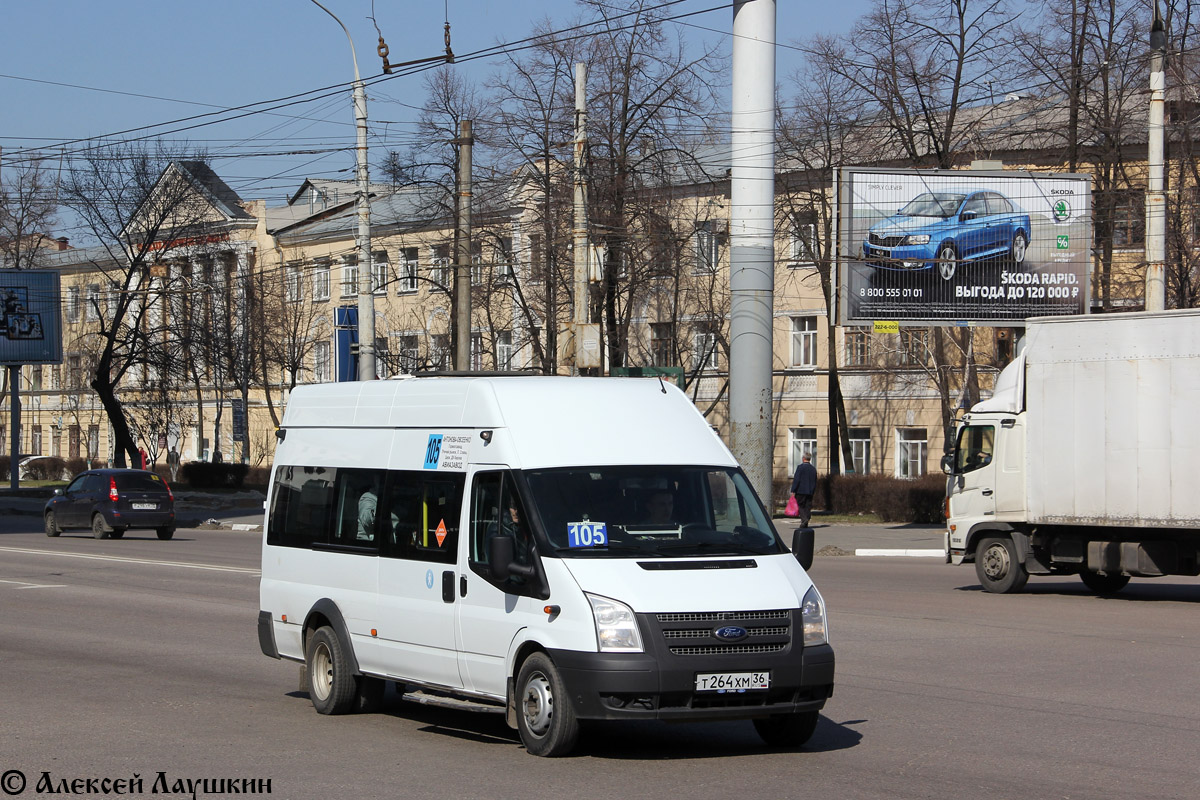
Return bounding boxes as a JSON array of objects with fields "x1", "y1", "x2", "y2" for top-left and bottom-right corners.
[{"x1": 854, "y1": 548, "x2": 944, "y2": 558}]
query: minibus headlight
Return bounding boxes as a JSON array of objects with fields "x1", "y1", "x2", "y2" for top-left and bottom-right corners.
[
  {"x1": 586, "y1": 593, "x2": 644, "y2": 653},
  {"x1": 801, "y1": 585, "x2": 829, "y2": 647}
]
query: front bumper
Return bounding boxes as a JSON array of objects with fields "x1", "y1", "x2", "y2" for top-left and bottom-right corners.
[
  {"x1": 862, "y1": 243, "x2": 936, "y2": 271},
  {"x1": 549, "y1": 609, "x2": 835, "y2": 721}
]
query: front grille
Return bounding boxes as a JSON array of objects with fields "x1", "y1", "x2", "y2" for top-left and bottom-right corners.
[
  {"x1": 656, "y1": 610, "x2": 788, "y2": 623},
  {"x1": 868, "y1": 233, "x2": 905, "y2": 248},
  {"x1": 669, "y1": 643, "x2": 788, "y2": 656},
  {"x1": 652, "y1": 609, "x2": 793, "y2": 657}
]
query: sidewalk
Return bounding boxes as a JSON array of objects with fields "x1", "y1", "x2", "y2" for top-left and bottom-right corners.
[{"x1": 774, "y1": 517, "x2": 946, "y2": 557}]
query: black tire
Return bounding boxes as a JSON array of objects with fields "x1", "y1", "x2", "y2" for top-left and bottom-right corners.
[
  {"x1": 92, "y1": 514, "x2": 111, "y2": 540},
  {"x1": 109, "y1": 528, "x2": 126, "y2": 539},
  {"x1": 156, "y1": 527, "x2": 175, "y2": 540},
  {"x1": 515, "y1": 652, "x2": 579, "y2": 757},
  {"x1": 305, "y1": 626, "x2": 357, "y2": 715},
  {"x1": 1009, "y1": 230, "x2": 1028, "y2": 266},
  {"x1": 974, "y1": 536, "x2": 1029, "y2": 594},
  {"x1": 753, "y1": 711, "x2": 820, "y2": 748},
  {"x1": 936, "y1": 242, "x2": 958, "y2": 281},
  {"x1": 44, "y1": 512, "x2": 61, "y2": 537},
  {"x1": 1080, "y1": 571, "x2": 1130, "y2": 595}
]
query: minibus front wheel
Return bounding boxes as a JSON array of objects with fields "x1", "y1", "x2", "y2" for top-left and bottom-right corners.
[
  {"x1": 306, "y1": 626, "x2": 357, "y2": 715},
  {"x1": 516, "y1": 652, "x2": 579, "y2": 757}
]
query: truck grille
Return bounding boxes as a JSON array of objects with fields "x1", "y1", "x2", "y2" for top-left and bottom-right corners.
[{"x1": 652, "y1": 609, "x2": 793, "y2": 657}]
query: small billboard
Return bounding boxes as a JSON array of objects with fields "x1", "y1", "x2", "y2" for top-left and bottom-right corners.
[
  {"x1": 836, "y1": 168, "x2": 1092, "y2": 326},
  {"x1": 0, "y1": 269, "x2": 63, "y2": 365}
]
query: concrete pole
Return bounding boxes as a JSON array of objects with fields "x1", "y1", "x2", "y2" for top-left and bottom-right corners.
[
  {"x1": 454, "y1": 120, "x2": 474, "y2": 370},
  {"x1": 309, "y1": 0, "x2": 375, "y2": 380},
  {"x1": 8, "y1": 365, "x2": 19, "y2": 490},
  {"x1": 573, "y1": 63, "x2": 590, "y2": 329},
  {"x1": 729, "y1": 0, "x2": 776, "y2": 503},
  {"x1": 1145, "y1": 2, "x2": 1167, "y2": 312}
]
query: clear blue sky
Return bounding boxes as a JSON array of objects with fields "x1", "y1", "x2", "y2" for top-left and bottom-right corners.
[{"x1": 1, "y1": 0, "x2": 871, "y2": 218}]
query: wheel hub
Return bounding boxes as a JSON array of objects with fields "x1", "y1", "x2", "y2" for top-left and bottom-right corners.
[
  {"x1": 311, "y1": 642, "x2": 333, "y2": 701},
  {"x1": 522, "y1": 672, "x2": 554, "y2": 736},
  {"x1": 982, "y1": 544, "x2": 1010, "y2": 579}
]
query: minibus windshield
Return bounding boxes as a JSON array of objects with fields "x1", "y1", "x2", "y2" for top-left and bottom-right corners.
[{"x1": 523, "y1": 466, "x2": 784, "y2": 558}]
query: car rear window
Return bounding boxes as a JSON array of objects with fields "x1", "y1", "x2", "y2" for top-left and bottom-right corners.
[{"x1": 114, "y1": 473, "x2": 170, "y2": 493}]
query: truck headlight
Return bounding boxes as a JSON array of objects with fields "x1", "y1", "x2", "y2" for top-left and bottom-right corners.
[
  {"x1": 903, "y1": 234, "x2": 931, "y2": 245},
  {"x1": 587, "y1": 593, "x2": 644, "y2": 653},
  {"x1": 801, "y1": 585, "x2": 829, "y2": 646}
]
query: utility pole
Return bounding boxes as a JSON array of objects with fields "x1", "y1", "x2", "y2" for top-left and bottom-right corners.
[
  {"x1": 310, "y1": 0, "x2": 375, "y2": 379},
  {"x1": 728, "y1": 0, "x2": 776, "y2": 503},
  {"x1": 573, "y1": 62, "x2": 590, "y2": 331},
  {"x1": 454, "y1": 120, "x2": 474, "y2": 370},
  {"x1": 1145, "y1": 0, "x2": 1167, "y2": 312}
]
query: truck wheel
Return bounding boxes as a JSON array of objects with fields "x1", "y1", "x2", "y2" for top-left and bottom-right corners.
[
  {"x1": 515, "y1": 652, "x2": 579, "y2": 757},
  {"x1": 974, "y1": 536, "x2": 1028, "y2": 594},
  {"x1": 1079, "y1": 571, "x2": 1130, "y2": 595},
  {"x1": 305, "y1": 626, "x2": 357, "y2": 715},
  {"x1": 753, "y1": 711, "x2": 820, "y2": 748}
]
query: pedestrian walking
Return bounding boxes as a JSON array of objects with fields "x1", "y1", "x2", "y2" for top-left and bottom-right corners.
[{"x1": 790, "y1": 452, "x2": 818, "y2": 527}]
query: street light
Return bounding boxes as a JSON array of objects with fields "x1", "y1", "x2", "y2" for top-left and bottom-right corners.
[{"x1": 309, "y1": 0, "x2": 376, "y2": 380}]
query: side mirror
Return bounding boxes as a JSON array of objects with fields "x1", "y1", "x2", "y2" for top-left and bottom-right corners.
[
  {"x1": 791, "y1": 528, "x2": 815, "y2": 571},
  {"x1": 489, "y1": 535, "x2": 515, "y2": 582},
  {"x1": 941, "y1": 454, "x2": 955, "y2": 475},
  {"x1": 961, "y1": 210, "x2": 978, "y2": 222},
  {"x1": 53, "y1": 488, "x2": 64, "y2": 496}
]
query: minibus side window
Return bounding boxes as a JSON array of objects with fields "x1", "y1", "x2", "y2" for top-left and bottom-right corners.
[
  {"x1": 469, "y1": 471, "x2": 535, "y2": 590},
  {"x1": 379, "y1": 471, "x2": 463, "y2": 564},
  {"x1": 328, "y1": 468, "x2": 384, "y2": 551},
  {"x1": 267, "y1": 466, "x2": 335, "y2": 548}
]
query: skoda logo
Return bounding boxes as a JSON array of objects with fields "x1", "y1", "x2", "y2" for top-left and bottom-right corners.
[
  {"x1": 1052, "y1": 199, "x2": 1072, "y2": 222},
  {"x1": 713, "y1": 625, "x2": 748, "y2": 642}
]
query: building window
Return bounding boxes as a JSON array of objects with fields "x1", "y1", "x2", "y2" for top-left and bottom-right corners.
[
  {"x1": 0, "y1": 425, "x2": 5, "y2": 455},
  {"x1": 374, "y1": 337, "x2": 388, "y2": 379},
  {"x1": 995, "y1": 328, "x2": 1015, "y2": 367},
  {"x1": 493, "y1": 236, "x2": 515, "y2": 284},
  {"x1": 85, "y1": 284, "x2": 101, "y2": 321},
  {"x1": 899, "y1": 328, "x2": 929, "y2": 367},
  {"x1": 312, "y1": 258, "x2": 331, "y2": 301},
  {"x1": 87, "y1": 425, "x2": 99, "y2": 460},
  {"x1": 896, "y1": 428, "x2": 928, "y2": 478},
  {"x1": 791, "y1": 316, "x2": 818, "y2": 368},
  {"x1": 1107, "y1": 190, "x2": 1145, "y2": 248},
  {"x1": 398, "y1": 247, "x2": 418, "y2": 293},
  {"x1": 69, "y1": 425, "x2": 80, "y2": 459},
  {"x1": 313, "y1": 341, "x2": 332, "y2": 383},
  {"x1": 845, "y1": 330, "x2": 871, "y2": 366},
  {"x1": 394, "y1": 333, "x2": 420, "y2": 373},
  {"x1": 65, "y1": 286, "x2": 80, "y2": 322},
  {"x1": 67, "y1": 354, "x2": 83, "y2": 390},
  {"x1": 431, "y1": 334, "x2": 451, "y2": 370},
  {"x1": 691, "y1": 322, "x2": 721, "y2": 372},
  {"x1": 285, "y1": 264, "x2": 303, "y2": 303},
  {"x1": 694, "y1": 221, "x2": 721, "y2": 274},
  {"x1": 431, "y1": 244, "x2": 451, "y2": 291},
  {"x1": 789, "y1": 427, "x2": 817, "y2": 476},
  {"x1": 651, "y1": 322, "x2": 674, "y2": 368},
  {"x1": 528, "y1": 233, "x2": 545, "y2": 282},
  {"x1": 470, "y1": 332, "x2": 484, "y2": 371},
  {"x1": 788, "y1": 211, "x2": 818, "y2": 267},
  {"x1": 341, "y1": 256, "x2": 358, "y2": 298},
  {"x1": 470, "y1": 241, "x2": 485, "y2": 286},
  {"x1": 31, "y1": 425, "x2": 42, "y2": 456},
  {"x1": 496, "y1": 330, "x2": 513, "y2": 370},
  {"x1": 848, "y1": 427, "x2": 871, "y2": 475},
  {"x1": 372, "y1": 250, "x2": 388, "y2": 294}
]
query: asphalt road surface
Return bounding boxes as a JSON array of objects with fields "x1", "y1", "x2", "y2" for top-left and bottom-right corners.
[{"x1": 2, "y1": 524, "x2": 1198, "y2": 800}]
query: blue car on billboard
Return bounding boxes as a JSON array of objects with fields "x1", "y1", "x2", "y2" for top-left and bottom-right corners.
[{"x1": 862, "y1": 190, "x2": 1031, "y2": 281}]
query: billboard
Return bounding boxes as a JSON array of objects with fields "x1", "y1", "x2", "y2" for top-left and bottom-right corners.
[
  {"x1": 836, "y1": 168, "x2": 1092, "y2": 326},
  {"x1": 1, "y1": 269, "x2": 62, "y2": 365}
]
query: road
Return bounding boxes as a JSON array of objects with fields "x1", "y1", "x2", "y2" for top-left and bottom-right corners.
[{"x1": 1, "y1": 522, "x2": 1198, "y2": 800}]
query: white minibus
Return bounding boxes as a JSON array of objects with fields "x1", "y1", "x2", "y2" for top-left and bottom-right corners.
[{"x1": 258, "y1": 375, "x2": 834, "y2": 756}]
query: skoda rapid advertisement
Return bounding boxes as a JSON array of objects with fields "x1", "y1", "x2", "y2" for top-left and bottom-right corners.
[{"x1": 836, "y1": 168, "x2": 1092, "y2": 325}]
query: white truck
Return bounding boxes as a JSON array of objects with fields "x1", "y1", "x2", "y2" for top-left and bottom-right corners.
[{"x1": 944, "y1": 310, "x2": 1200, "y2": 594}]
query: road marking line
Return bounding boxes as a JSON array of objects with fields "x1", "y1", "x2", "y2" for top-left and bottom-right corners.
[
  {"x1": 0, "y1": 546, "x2": 261, "y2": 575},
  {"x1": 854, "y1": 548, "x2": 945, "y2": 558},
  {"x1": 0, "y1": 578, "x2": 68, "y2": 589}
]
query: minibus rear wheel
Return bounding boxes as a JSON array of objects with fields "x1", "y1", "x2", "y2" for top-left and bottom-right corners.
[
  {"x1": 753, "y1": 711, "x2": 819, "y2": 747},
  {"x1": 306, "y1": 626, "x2": 357, "y2": 715},
  {"x1": 515, "y1": 652, "x2": 579, "y2": 757}
]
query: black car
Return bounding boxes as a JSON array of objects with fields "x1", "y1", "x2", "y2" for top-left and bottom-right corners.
[{"x1": 45, "y1": 469, "x2": 176, "y2": 540}]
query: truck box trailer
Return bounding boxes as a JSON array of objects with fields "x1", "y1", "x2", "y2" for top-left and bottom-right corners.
[{"x1": 944, "y1": 310, "x2": 1200, "y2": 593}]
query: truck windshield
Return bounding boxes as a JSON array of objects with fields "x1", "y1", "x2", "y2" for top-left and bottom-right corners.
[
  {"x1": 898, "y1": 192, "x2": 966, "y2": 218},
  {"x1": 523, "y1": 466, "x2": 784, "y2": 558}
]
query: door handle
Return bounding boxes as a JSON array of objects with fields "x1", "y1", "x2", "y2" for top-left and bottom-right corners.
[
  {"x1": 982, "y1": 489, "x2": 993, "y2": 496},
  {"x1": 460, "y1": 575, "x2": 468, "y2": 598},
  {"x1": 442, "y1": 571, "x2": 455, "y2": 603}
]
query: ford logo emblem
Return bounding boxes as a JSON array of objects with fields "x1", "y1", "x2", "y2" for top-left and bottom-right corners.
[{"x1": 713, "y1": 625, "x2": 748, "y2": 642}]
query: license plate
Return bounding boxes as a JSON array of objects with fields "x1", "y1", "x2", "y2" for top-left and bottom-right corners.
[
  {"x1": 695, "y1": 671, "x2": 770, "y2": 692},
  {"x1": 132, "y1": 503, "x2": 157, "y2": 510}
]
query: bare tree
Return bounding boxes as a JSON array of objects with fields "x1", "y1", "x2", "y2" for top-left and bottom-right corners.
[{"x1": 0, "y1": 154, "x2": 59, "y2": 269}]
